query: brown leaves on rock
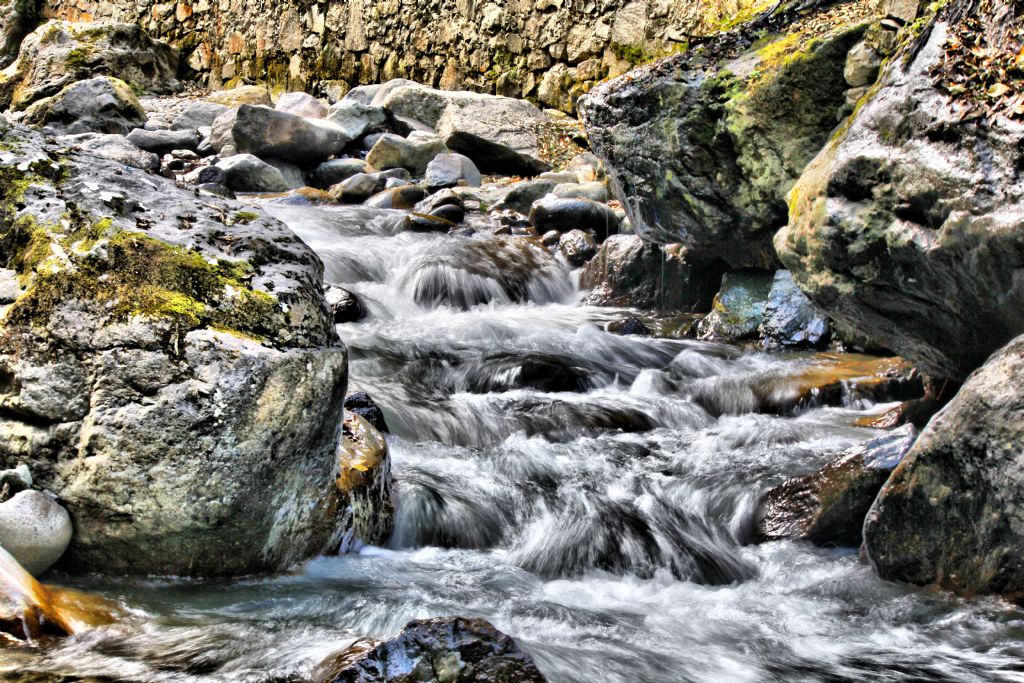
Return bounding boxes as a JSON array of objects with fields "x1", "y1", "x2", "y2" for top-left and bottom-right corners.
[{"x1": 934, "y1": 0, "x2": 1024, "y2": 122}]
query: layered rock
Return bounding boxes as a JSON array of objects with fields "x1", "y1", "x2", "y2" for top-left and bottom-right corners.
[
  {"x1": 0, "y1": 123, "x2": 353, "y2": 576},
  {"x1": 314, "y1": 617, "x2": 547, "y2": 683},
  {"x1": 580, "y1": 4, "x2": 873, "y2": 268},
  {"x1": 864, "y1": 334, "x2": 1024, "y2": 602},
  {"x1": 0, "y1": 20, "x2": 178, "y2": 112},
  {"x1": 776, "y1": 2, "x2": 1024, "y2": 381}
]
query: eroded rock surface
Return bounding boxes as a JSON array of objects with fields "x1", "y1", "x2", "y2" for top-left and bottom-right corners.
[{"x1": 0, "y1": 123, "x2": 351, "y2": 576}]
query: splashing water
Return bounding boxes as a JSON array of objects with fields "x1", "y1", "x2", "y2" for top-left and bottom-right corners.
[{"x1": 7, "y1": 201, "x2": 1024, "y2": 682}]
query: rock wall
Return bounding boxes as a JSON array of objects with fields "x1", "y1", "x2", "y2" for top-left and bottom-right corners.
[{"x1": 40, "y1": 0, "x2": 773, "y2": 110}]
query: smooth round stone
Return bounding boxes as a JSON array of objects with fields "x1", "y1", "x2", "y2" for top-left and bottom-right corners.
[{"x1": 0, "y1": 491, "x2": 72, "y2": 576}]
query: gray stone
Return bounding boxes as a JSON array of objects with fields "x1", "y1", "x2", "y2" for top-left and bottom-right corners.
[
  {"x1": 844, "y1": 40, "x2": 882, "y2": 87},
  {"x1": 215, "y1": 105, "x2": 351, "y2": 165},
  {"x1": 558, "y1": 229, "x2": 597, "y2": 268},
  {"x1": 0, "y1": 490, "x2": 72, "y2": 576},
  {"x1": 582, "y1": 235, "x2": 723, "y2": 311},
  {"x1": 529, "y1": 196, "x2": 620, "y2": 241},
  {"x1": 171, "y1": 101, "x2": 229, "y2": 131},
  {"x1": 425, "y1": 153, "x2": 482, "y2": 191},
  {"x1": 494, "y1": 179, "x2": 556, "y2": 214},
  {"x1": 326, "y1": 100, "x2": 389, "y2": 140},
  {"x1": 265, "y1": 158, "x2": 306, "y2": 190},
  {"x1": 864, "y1": 334, "x2": 1024, "y2": 602},
  {"x1": 22, "y1": 76, "x2": 146, "y2": 136},
  {"x1": 697, "y1": 271, "x2": 775, "y2": 341},
  {"x1": 126, "y1": 127, "x2": 201, "y2": 154},
  {"x1": 275, "y1": 91, "x2": 330, "y2": 119},
  {"x1": 183, "y1": 164, "x2": 226, "y2": 185},
  {"x1": 70, "y1": 133, "x2": 160, "y2": 172},
  {"x1": 366, "y1": 133, "x2": 447, "y2": 175},
  {"x1": 760, "y1": 270, "x2": 830, "y2": 349},
  {"x1": 216, "y1": 154, "x2": 290, "y2": 193},
  {"x1": 310, "y1": 158, "x2": 369, "y2": 189},
  {"x1": 553, "y1": 181, "x2": 609, "y2": 203}
]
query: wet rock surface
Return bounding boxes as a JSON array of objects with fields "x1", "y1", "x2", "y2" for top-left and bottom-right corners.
[
  {"x1": 314, "y1": 616, "x2": 547, "y2": 683},
  {"x1": 757, "y1": 424, "x2": 917, "y2": 547},
  {"x1": 865, "y1": 334, "x2": 1024, "y2": 602}
]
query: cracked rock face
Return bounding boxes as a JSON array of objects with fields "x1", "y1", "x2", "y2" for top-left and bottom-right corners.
[
  {"x1": 0, "y1": 123, "x2": 351, "y2": 577},
  {"x1": 775, "y1": 17, "x2": 1024, "y2": 382}
]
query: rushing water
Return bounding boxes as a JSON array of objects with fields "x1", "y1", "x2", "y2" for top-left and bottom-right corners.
[{"x1": 6, "y1": 199, "x2": 1024, "y2": 682}]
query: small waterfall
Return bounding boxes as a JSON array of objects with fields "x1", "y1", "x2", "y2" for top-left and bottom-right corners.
[{"x1": 0, "y1": 545, "x2": 118, "y2": 639}]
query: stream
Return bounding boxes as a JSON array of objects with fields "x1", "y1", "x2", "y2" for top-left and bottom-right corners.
[{"x1": 5, "y1": 200, "x2": 1024, "y2": 682}]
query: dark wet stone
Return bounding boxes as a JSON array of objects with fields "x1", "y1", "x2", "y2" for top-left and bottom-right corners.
[
  {"x1": 606, "y1": 317, "x2": 652, "y2": 336},
  {"x1": 405, "y1": 212, "x2": 456, "y2": 233},
  {"x1": 344, "y1": 392, "x2": 389, "y2": 433},
  {"x1": 756, "y1": 425, "x2": 917, "y2": 547},
  {"x1": 325, "y1": 286, "x2": 366, "y2": 324},
  {"x1": 314, "y1": 616, "x2": 547, "y2": 682}
]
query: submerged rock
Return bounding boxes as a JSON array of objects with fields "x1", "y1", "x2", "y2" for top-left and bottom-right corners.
[
  {"x1": 314, "y1": 616, "x2": 546, "y2": 683},
  {"x1": 580, "y1": 9, "x2": 868, "y2": 268},
  {"x1": 0, "y1": 123, "x2": 350, "y2": 576},
  {"x1": 864, "y1": 334, "x2": 1024, "y2": 602},
  {"x1": 757, "y1": 425, "x2": 917, "y2": 547},
  {"x1": 776, "y1": 6, "x2": 1024, "y2": 382},
  {"x1": 0, "y1": 20, "x2": 179, "y2": 112}
]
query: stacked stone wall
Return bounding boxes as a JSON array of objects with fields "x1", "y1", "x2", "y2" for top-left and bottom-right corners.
[{"x1": 42, "y1": 0, "x2": 768, "y2": 109}]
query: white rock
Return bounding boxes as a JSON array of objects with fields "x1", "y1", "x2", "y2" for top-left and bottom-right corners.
[{"x1": 0, "y1": 490, "x2": 72, "y2": 576}]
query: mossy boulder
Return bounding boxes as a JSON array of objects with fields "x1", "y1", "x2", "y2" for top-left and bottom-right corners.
[
  {"x1": 0, "y1": 122, "x2": 362, "y2": 577},
  {"x1": 21, "y1": 76, "x2": 145, "y2": 135},
  {"x1": 0, "y1": 20, "x2": 179, "y2": 113},
  {"x1": 775, "y1": 3, "x2": 1024, "y2": 381},
  {"x1": 579, "y1": 4, "x2": 873, "y2": 268}
]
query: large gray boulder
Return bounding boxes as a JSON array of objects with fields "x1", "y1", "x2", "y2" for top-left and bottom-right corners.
[
  {"x1": 22, "y1": 76, "x2": 146, "y2": 135},
  {"x1": 126, "y1": 127, "x2": 201, "y2": 154},
  {"x1": 0, "y1": 122, "x2": 359, "y2": 577},
  {"x1": 213, "y1": 105, "x2": 351, "y2": 165},
  {"x1": 216, "y1": 154, "x2": 291, "y2": 193},
  {"x1": 275, "y1": 91, "x2": 329, "y2": 119},
  {"x1": 776, "y1": 5, "x2": 1024, "y2": 382},
  {"x1": 580, "y1": 14, "x2": 869, "y2": 268},
  {"x1": 366, "y1": 133, "x2": 446, "y2": 176},
  {"x1": 0, "y1": 20, "x2": 179, "y2": 112},
  {"x1": 378, "y1": 83, "x2": 550, "y2": 175},
  {"x1": 326, "y1": 100, "x2": 389, "y2": 140},
  {"x1": 170, "y1": 101, "x2": 229, "y2": 131},
  {"x1": 864, "y1": 334, "x2": 1024, "y2": 602},
  {"x1": 314, "y1": 617, "x2": 547, "y2": 683}
]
